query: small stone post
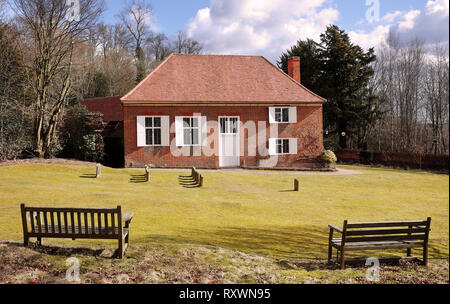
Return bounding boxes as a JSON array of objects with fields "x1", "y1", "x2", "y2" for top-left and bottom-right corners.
[
  {"x1": 294, "y1": 179, "x2": 299, "y2": 191},
  {"x1": 96, "y1": 163, "x2": 101, "y2": 178}
]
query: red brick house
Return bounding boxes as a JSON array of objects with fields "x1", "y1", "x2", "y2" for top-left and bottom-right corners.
[{"x1": 119, "y1": 54, "x2": 326, "y2": 169}]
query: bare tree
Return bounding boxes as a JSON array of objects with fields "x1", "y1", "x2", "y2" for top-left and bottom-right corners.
[
  {"x1": 119, "y1": 0, "x2": 154, "y2": 82},
  {"x1": 174, "y1": 30, "x2": 202, "y2": 54},
  {"x1": 424, "y1": 44, "x2": 449, "y2": 154},
  {"x1": 13, "y1": 0, "x2": 104, "y2": 158},
  {"x1": 147, "y1": 33, "x2": 171, "y2": 62}
]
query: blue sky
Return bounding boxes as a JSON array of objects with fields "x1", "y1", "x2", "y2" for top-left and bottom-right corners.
[
  {"x1": 102, "y1": 0, "x2": 428, "y2": 35},
  {"x1": 102, "y1": 0, "x2": 448, "y2": 61}
]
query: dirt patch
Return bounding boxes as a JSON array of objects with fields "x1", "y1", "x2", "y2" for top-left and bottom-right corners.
[{"x1": 0, "y1": 158, "x2": 97, "y2": 167}]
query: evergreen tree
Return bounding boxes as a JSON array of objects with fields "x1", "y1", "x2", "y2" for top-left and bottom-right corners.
[{"x1": 279, "y1": 25, "x2": 380, "y2": 149}]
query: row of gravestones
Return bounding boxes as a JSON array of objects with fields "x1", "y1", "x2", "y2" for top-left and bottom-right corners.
[
  {"x1": 93, "y1": 164, "x2": 299, "y2": 191},
  {"x1": 93, "y1": 164, "x2": 150, "y2": 182}
]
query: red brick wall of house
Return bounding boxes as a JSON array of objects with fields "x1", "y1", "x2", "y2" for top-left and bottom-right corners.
[{"x1": 123, "y1": 105, "x2": 323, "y2": 169}]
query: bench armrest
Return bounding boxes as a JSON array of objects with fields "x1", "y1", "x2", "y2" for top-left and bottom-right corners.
[
  {"x1": 328, "y1": 225, "x2": 343, "y2": 234},
  {"x1": 122, "y1": 213, "x2": 134, "y2": 226}
]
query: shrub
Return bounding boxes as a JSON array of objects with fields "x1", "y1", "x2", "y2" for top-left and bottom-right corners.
[
  {"x1": 59, "y1": 104, "x2": 105, "y2": 162},
  {"x1": 321, "y1": 150, "x2": 337, "y2": 164}
]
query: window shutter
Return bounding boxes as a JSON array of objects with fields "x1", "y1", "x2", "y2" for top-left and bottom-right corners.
[
  {"x1": 268, "y1": 138, "x2": 277, "y2": 156},
  {"x1": 289, "y1": 107, "x2": 297, "y2": 123},
  {"x1": 161, "y1": 116, "x2": 170, "y2": 146},
  {"x1": 289, "y1": 138, "x2": 298, "y2": 155},
  {"x1": 175, "y1": 116, "x2": 184, "y2": 146},
  {"x1": 200, "y1": 116, "x2": 208, "y2": 146},
  {"x1": 136, "y1": 116, "x2": 146, "y2": 147},
  {"x1": 268, "y1": 107, "x2": 276, "y2": 124}
]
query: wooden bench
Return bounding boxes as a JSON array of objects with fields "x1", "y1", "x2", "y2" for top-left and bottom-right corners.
[
  {"x1": 20, "y1": 204, "x2": 134, "y2": 258},
  {"x1": 328, "y1": 218, "x2": 431, "y2": 269}
]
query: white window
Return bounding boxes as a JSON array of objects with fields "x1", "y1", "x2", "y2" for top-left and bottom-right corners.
[
  {"x1": 276, "y1": 139, "x2": 290, "y2": 154},
  {"x1": 269, "y1": 107, "x2": 297, "y2": 124},
  {"x1": 137, "y1": 116, "x2": 170, "y2": 147},
  {"x1": 175, "y1": 116, "x2": 208, "y2": 147},
  {"x1": 269, "y1": 138, "x2": 298, "y2": 155},
  {"x1": 145, "y1": 117, "x2": 161, "y2": 146},
  {"x1": 275, "y1": 108, "x2": 289, "y2": 123},
  {"x1": 220, "y1": 117, "x2": 238, "y2": 134},
  {"x1": 183, "y1": 117, "x2": 200, "y2": 146}
]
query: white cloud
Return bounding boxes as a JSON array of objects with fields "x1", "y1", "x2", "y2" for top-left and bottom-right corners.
[
  {"x1": 380, "y1": 11, "x2": 401, "y2": 24},
  {"x1": 352, "y1": 0, "x2": 449, "y2": 52},
  {"x1": 390, "y1": 0, "x2": 449, "y2": 45},
  {"x1": 186, "y1": 0, "x2": 339, "y2": 62},
  {"x1": 186, "y1": 0, "x2": 449, "y2": 61}
]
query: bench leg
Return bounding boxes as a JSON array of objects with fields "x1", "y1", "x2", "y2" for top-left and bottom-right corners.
[
  {"x1": 328, "y1": 243, "x2": 333, "y2": 263},
  {"x1": 406, "y1": 248, "x2": 411, "y2": 257},
  {"x1": 118, "y1": 238, "x2": 123, "y2": 259},
  {"x1": 423, "y1": 245, "x2": 428, "y2": 267},
  {"x1": 37, "y1": 237, "x2": 42, "y2": 246},
  {"x1": 340, "y1": 249, "x2": 345, "y2": 270},
  {"x1": 24, "y1": 236, "x2": 29, "y2": 247},
  {"x1": 125, "y1": 230, "x2": 129, "y2": 250}
]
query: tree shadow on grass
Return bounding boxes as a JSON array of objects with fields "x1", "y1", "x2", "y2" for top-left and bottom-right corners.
[
  {"x1": 146, "y1": 225, "x2": 328, "y2": 261},
  {"x1": 143, "y1": 226, "x2": 425, "y2": 271},
  {"x1": 80, "y1": 174, "x2": 97, "y2": 179}
]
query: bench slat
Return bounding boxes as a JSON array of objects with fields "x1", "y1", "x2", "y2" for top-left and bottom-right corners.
[
  {"x1": 30, "y1": 211, "x2": 35, "y2": 233},
  {"x1": 111, "y1": 212, "x2": 116, "y2": 231},
  {"x1": 90, "y1": 212, "x2": 95, "y2": 235},
  {"x1": 104, "y1": 212, "x2": 109, "y2": 235},
  {"x1": 346, "y1": 227, "x2": 427, "y2": 236},
  {"x1": 57, "y1": 212, "x2": 61, "y2": 233},
  {"x1": 97, "y1": 213, "x2": 102, "y2": 234},
  {"x1": 23, "y1": 207, "x2": 120, "y2": 213},
  {"x1": 36, "y1": 211, "x2": 42, "y2": 234},
  {"x1": 70, "y1": 212, "x2": 75, "y2": 235},
  {"x1": 347, "y1": 221, "x2": 428, "y2": 228},
  {"x1": 28, "y1": 225, "x2": 126, "y2": 237},
  {"x1": 50, "y1": 212, "x2": 55, "y2": 234},
  {"x1": 345, "y1": 234, "x2": 426, "y2": 243},
  {"x1": 42, "y1": 212, "x2": 48, "y2": 234},
  {"x1": 84, "y1": 212, "x2": 88, "y2": 235},
  {"x1": 63, "y1": 212, "x2": 68, "y2": 234}
]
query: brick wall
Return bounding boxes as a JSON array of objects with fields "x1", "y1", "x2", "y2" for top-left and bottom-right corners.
[{"x1": 123, "y1": 105, "x2": 323, "y2": 169}]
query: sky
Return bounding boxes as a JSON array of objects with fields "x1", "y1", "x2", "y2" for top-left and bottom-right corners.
[
  {"x1": 65, "y1": 0, "x2": 450, "y2": 62},
  {"x1": 100, "y1": 0, "x2": 449, "y2": 62}
]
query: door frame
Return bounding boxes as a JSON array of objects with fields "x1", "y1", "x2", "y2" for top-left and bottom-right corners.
[{"x1": 218, "y1": 116, "x2": 241, "y2": 168}]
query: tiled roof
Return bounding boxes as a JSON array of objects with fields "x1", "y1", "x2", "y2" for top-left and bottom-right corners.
[
  {"x1": 121, "y1": 54, "x2": 326, "y2": 104},
  {"x1": 81, "y1": 96, "x2": 123, "y2": 122}
]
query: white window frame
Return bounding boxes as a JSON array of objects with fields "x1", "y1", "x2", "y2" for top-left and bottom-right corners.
[
  {"x1": 219, "y1": 116, "x2": 239, "y2": 135},
  {"x1": 182, "y1": 116, "x2": 201, "y2": 147},
  {"x1": 144, "y1": 116, "x2": 162, "y2": 146},
  {"x1": 274, "y1": 107, "x2": 290, "y2": 123},
  {"x1": 137, "y1": 116, "x2": 169, "y2": 147},
  {"x1": 269, "y1": 107, "x2": 297, "y2": 124},
  {"x1": 276, "y1": 138, "x2": 290, "y2": 155},
  {"x1": 269, "y1": 138, "x2": 298, "y2": 155}
]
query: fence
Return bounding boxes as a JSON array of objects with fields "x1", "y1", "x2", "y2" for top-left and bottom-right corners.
[{"x1": 335, "y1": 149, "x2": 449, "y2": 171}]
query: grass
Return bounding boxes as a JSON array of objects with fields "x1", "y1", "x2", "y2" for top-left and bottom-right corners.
[{"x1": 0, "y1": 163, "x2": 448, "y2": 283}]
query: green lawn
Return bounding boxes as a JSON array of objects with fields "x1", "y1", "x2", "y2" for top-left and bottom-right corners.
[{"x1": 0, "y1": 163, "x2": 448, "y2": 261}]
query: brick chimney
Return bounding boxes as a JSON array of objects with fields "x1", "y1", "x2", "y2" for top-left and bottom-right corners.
[{"x1": 287, "y1": 56, "x2": 301, "y2": 83}]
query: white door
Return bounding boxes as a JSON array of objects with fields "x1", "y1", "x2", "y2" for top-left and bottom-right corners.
[{"x1": 219, "y1": 117, "x2": 240, "y2": 167}]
